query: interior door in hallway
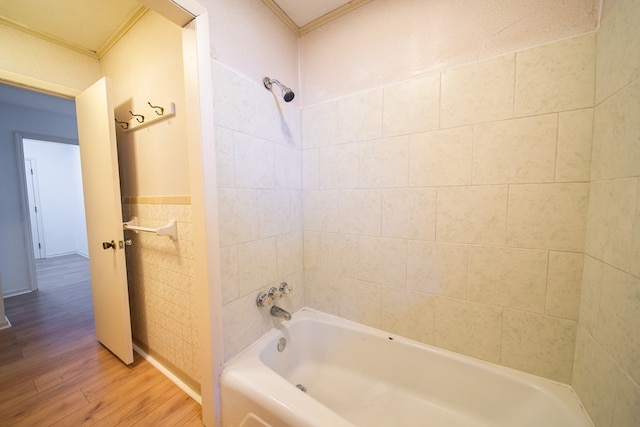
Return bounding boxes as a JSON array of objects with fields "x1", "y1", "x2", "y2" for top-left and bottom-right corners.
[
  {"x1": 75, "y1": 77, "x2": 133, "y2": 365},
  {"x1": 24, "y1": 158, "x2": 45, "y2": 259}
]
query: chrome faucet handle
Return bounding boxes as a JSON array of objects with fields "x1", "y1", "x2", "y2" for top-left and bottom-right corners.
[
  {"x1": 256, "y1": 292, "x2": 273, "y2": 307},
  {"x1": 268, "y1": 286, "x2": 283, "y2": 300},
  {"x1": 279, "y1": 282, "x2": 291, "y2": 294}
]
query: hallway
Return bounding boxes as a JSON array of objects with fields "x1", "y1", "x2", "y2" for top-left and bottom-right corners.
[{"x1": 0, "y1": 254, "x2": 202, "y2": 426}]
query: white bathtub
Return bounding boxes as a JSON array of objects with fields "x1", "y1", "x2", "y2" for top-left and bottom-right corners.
[{"x1": 221, "y1": 307, "x2": 593, "y2": 427}]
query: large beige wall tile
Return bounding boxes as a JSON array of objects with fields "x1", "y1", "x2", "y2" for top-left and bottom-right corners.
[
  {"x1": 596, "y1": 265, "x2": 640, "y2": 384},
  {"x1": 277, "y1": 232, "x2": 303, "y2": 277},
  {"x1": 507, "y1": 183, "x2": 589, "y2": 252},
  {"x1": 473, "y1": 115, "x2": 557, "y2": 184},
  {"x1": 546, "y1": 252, "x2": 584, "y2": 320},
  {"x1": 596, "y1": 0, "x2": 640, "y2": 102},
  {"x1": 318, "y1": 143, "x2": 359, "y2": 189},
  {"x1": 291, "y1": 191, "x2": 303, "y2": 232},
  {"x1": 302, "y1": 149, "x2": 318, "y2": 190},
  {"x1": 234, "y1": 133, "x2": 275, "y2": 189},
  {"x1": 501, "y1": 310, "x2": 577, "y2": 383},
  {"x1": 220, "y1": 245, "x2": 239, "y2": 304},
  {"x1": 591, "y1": 97, "x2": 614, "y2": 181},
  {"x1": 340, "y1": 278, "x2": 381, "y2": 328},
  {"x1": 257, "y1": 190, "x2": 291, "y2": 238},
  {"x1": 223, "y1": 292, "x2": 266, "y2": 361},
  {"x1": 338, "y1": 89, "x2": 383, "y2": 143},
  {"x1": 254, "y1": 86, "x2": 294, "y2": 145},
  {"x1": 468, "y1": 246, "x2": 548, "y2": 313},
  {"x1": 409, "y1": 127, "x2": 473, "y2": 186},
  {"x1": 634, "y1": 179, "x2": 640, "y2": 278},
  {"x1": 572, "y1": 327, "x2": 619, "y2": 427},
  {"x1": 515, "y1": 33, "x2": 595, "y2": 116},
  {"x1": 436, "y1": 185, "x2": 508, "y2": 245},
  {"x1": 303, "y1": 190, "x2": 337, "y2": 232},
  {"x1": 304, "y1": 231, "x2": 359, "y2": 278},
  {"x1": 304, "y1": 269, "x2": 340, "y2": 316},
  {"x1": 302, "y1": 100, "x2": 338, "y2": 149},
  {"x1": 602, "y1": 179, "x2": 637, "y2": 272},
  {"x1": 274, "y1": 144, "x2": 301, "y2": 190},
  {"x1": 586, "y1": 179, "x2": 638, "y2": 272},
  {"x1": 584, "y1": 180, "x2": 608, "y2": 260},
  {"x1": 217, "y1": 188, "x2": 258, "y2": 247},
  {"x1": 612, "y1": 371, "x2": 640, "y2": 427},
  {"x1": 382, "y1": 74, "x2": 440, "y2": 137},
  {"x1": 407, "y1": 241, "x2": 468, "y2": 298},
  {"x1": 212, "y1": 62, "x2": 254, "y2": 135},
  {"x1": 215, "y1": 126, "x2": 235, "y2": 188},
  {"x1": 593, "y1": 80, "x2": 640, "y2": 181},
  {"x1": 609, "y1": 80, "x2": 640, "y2": 180},
  {"x1": 381, "y1": 288, "x2": 435, "y2": 344},
  {"x1": 337, "y1": 189, "x2": 381, "y2": 235},
  {"x1": 441, "y1": 54, "x2": 515, "y2": 128},
  {"x1": 359, "y1": 136, "x2": 409, "y2": 188},
  {"x1": 381, "y1": 188, "x2": 436, "y2": 240},
  {"x1": 434, "y1": 297, "x2": 503, "y2": 363},
  {"x1": 556, "y1": 109, "x2": 593, "y2": 182},
  {"x1": 578, "y1": 255, "x2": 604, "y2": 336},
  {"x1": 237, "y1": 237, "x2": 277, "y2": 296},
  {"x1": 358, "y1": 236, "x2": 406, "y2": 288}
]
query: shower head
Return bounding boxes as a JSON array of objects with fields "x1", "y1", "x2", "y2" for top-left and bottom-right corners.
[{"x1": 263, "y1": 77, "x2": 295, "y2": 102}]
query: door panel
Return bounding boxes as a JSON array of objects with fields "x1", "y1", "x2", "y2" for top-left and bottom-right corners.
[
  {"x1": 24, "y1": 159, "x2": 44, "y2": 260},
  {"x1": 76, "y1": 77, "x2": 133, "y2": 365}
]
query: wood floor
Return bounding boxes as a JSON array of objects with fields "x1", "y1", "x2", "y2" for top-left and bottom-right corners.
[{"x1": 0, "y1": 254, "x2": 202, "y2": 426}]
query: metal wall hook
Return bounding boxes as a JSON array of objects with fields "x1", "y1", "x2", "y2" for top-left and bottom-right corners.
[
  {"x1": 147, "y1": 101, "x2": 164, "y2": 116},
  {"x1": 129, "y1": 111, "x2": 145, "y2": 123},
  {"x1": 114, "y1": 118, "x2": 129, "y2": 129}
]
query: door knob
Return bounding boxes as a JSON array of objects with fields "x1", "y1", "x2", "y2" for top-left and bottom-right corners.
[{"x1": 102, "y1": 240, "x2": 115, "y2": 250}]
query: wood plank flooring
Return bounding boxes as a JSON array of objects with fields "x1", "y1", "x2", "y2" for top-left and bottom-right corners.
[{"x1": 0, "y1": 254, "x2": 202, "y2": 426}]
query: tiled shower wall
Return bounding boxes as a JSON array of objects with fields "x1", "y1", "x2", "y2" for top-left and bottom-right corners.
[
  {"x1": 302, "y1": 33, "x2": 595, "y2": 383},
  {"x1": 125, "y1": 199, "x2": 200, "y2": 387},
  {"x1": 212, "y1": 62, "x2": 304, "y2": 361},
  {"x1": 571, "y1": 0, "x2": 640, "y2": 425}
]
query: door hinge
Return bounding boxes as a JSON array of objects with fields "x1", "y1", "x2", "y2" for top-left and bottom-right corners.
[
  {"x1": 34, "y1": 206, "x2": 38, "y2": 213},
  {"x1": 38, "y1": 243, "x2": 41, "y2": 249},
  {"x1": 30, "y1": 168, "x2": 33, "y2": 175}
]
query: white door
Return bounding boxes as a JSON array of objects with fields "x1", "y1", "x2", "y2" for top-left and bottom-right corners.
[
  {"x1": 24, "y1": 158, "x2": 45, "y2": 259},
  {"x1": 76, "y1": 77, "x2": 133, "y2": 365}
]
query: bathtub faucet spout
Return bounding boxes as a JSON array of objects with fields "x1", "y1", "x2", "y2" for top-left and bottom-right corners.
[{"x1": 270, "y1": 305, "x2": 292, "y2": 321}]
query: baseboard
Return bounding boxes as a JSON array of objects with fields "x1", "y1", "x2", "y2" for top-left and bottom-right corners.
[
  {"x1": 3, "y1": 288, "x2": 34, "y2": 298},
  {"x1": 133, "y1": 344, "x2": 202, "y2": 405},
  {"x1": 0, "y1": 316, "x2": 12, "y2": 330},
  {"x1": 45, "y1": 251, "x2": 86, "y2": 258}
]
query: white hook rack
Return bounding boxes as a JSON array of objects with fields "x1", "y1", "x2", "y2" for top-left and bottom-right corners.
[
  {"x1": 123, "y1": 216, "x2": 177, "y2": 240},
  {"x1": 115, "y1": 102, "x2": 176, "y2": 132}
]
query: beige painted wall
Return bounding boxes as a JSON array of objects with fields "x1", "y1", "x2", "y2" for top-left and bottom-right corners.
[
  {"x1": 0, "y1": 24, "x2": 100, "y2": 94},
  {"x1": 299, "y1": 0, "x2": 600, "y2": 105},
  {"x1": 572, "y1": 0, "x2": 640, "y2": 424},
  {"x1": 99, "y1": 10, "x2": 199, "y2": 387},
  {"x1": 99, "y1": 10, "x2": 190, "y2": 198}
]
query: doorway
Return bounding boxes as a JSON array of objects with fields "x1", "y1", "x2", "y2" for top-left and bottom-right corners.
[
  {"x1": 22, "y1": 138, "x2": 88, "y2": 264},
  {"x1": 1, "y1": 2, "x2": 220, "y2": 424},
  {"x1": 14, "y1": 131, "x2": 89, "y2": 293}
]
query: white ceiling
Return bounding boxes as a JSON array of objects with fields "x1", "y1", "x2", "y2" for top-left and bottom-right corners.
[
  {"x1": 274, "y1": 0, "x2": 354, "y2": 27},
  {"x1": 0, "y1": 0, "x2": 370, "y2": 57}
]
